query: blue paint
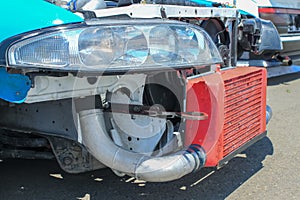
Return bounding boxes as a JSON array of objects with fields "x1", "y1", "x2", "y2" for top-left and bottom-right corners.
[
  {"x1": 0, "y1": 68, "x2": 31, "y2": 103},
  {"x1": 189, "y1": 0, "x2": 215, "y2": 7},
  {"x1": 0, "y1": 0, "x2": 83, "y2": 43}
]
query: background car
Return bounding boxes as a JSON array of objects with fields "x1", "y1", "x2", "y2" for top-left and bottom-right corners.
[{"x1": 258, "y1": 0, "x2": 300, "y2": 64}]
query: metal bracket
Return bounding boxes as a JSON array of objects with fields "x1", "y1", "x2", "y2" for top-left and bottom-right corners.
[
  {"x1": 94, "y1": 4, "x2": 239, "y2": 19},
  {"x1": 48, "y1": 136, "x2": 105, "y2": 173},
  {"x1": 0, "y1": 98, "x2": 79, "y2": 141},
  {"x1": 105, "y1": 102, "x2": 208, "y2": 120}
]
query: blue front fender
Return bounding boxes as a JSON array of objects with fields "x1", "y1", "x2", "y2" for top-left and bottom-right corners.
[{"x1": 0, "y1": 68, "x2": 31, "y2": 103}]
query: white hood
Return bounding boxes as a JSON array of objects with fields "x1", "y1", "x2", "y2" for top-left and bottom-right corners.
[{"x1": 258, "y1": 0, "x2": 300, "y2": 8}]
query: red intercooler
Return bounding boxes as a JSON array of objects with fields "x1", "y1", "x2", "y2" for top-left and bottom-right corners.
[{"x1": 185, "y1": 67, "x2": 267, "y2": 167}]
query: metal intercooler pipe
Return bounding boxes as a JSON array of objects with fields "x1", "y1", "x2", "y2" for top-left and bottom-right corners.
[
  {"x1": 79, "y1": 109, "x2": 206, "y2": 182},
  {"x1": 266, "y1": 105, "x2": 272, "y2": 125}
]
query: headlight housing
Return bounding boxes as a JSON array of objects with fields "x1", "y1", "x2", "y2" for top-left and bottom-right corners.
[{"x1": 7, "y1": 20, "x2": 222, "y2": 73}]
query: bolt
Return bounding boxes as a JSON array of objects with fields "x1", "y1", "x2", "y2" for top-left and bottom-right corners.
[
  {"x1": 133, "y1": 106, "x2": 141, "y2": 112},
  {"x1": 63, "y1": 156, "x2": 73, "y2": 166}
]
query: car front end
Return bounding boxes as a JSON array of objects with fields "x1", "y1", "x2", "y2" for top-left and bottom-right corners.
[{"x1": 0, "y1": 0, "x2": 272, "y2": 182}]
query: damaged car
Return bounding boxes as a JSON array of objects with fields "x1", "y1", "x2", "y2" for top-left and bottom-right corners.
[{"x1": 0, "y1": 0, "x2": 276, "y2": 182}]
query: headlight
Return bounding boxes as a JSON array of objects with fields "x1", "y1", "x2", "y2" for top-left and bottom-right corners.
[
  {"x1": 78, "y1": 26, "x2": 148, "y2": 67},
  {"x1": 7, "y1": 20, "x2": 222, "y2": 72}
]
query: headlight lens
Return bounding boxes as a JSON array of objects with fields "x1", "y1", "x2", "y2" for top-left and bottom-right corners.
[
  {"x1": 149, "y1": 25, "x2": 177, "y2": 63},
  {"x1": 11, "y1": 35, "x2": 71, "y2": 67},
  {"x1": 7, "y1": 20, "x2": 222, "y2": 72},
  {"x1": 78, "y1": 27, "x2": 121, "y2": 66}
]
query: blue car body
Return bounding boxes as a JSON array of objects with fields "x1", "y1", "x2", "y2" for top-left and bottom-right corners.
[{"x1": 0, "y1": 0, "x2": 82, "y2": 103}]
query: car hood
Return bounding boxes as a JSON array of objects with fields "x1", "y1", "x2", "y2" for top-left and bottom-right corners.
[{"x1": 0, "y1": 0, "x2": 83, "y2": 43}]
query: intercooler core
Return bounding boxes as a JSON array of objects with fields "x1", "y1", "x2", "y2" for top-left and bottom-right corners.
[{"x1": 185, "y1": 67, "x2": 267, "y2": 167}]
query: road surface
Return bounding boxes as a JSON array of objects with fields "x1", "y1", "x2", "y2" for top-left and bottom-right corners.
[{"x1": 0, "y1": 73, "x2": 300, "y2": 200}]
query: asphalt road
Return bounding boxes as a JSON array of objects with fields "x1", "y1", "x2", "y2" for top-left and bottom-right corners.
[{"x1": 1, "y1": 73, "x2": 300, "y2": 200}]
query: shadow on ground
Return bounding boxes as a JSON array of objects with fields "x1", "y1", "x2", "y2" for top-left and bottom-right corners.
[
  {"x1": 0, "y1": 136, "x2": 273, "y2": 200},
  {"x1": 268, "y1": 72, "x2": 300, "y2": 86}
]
